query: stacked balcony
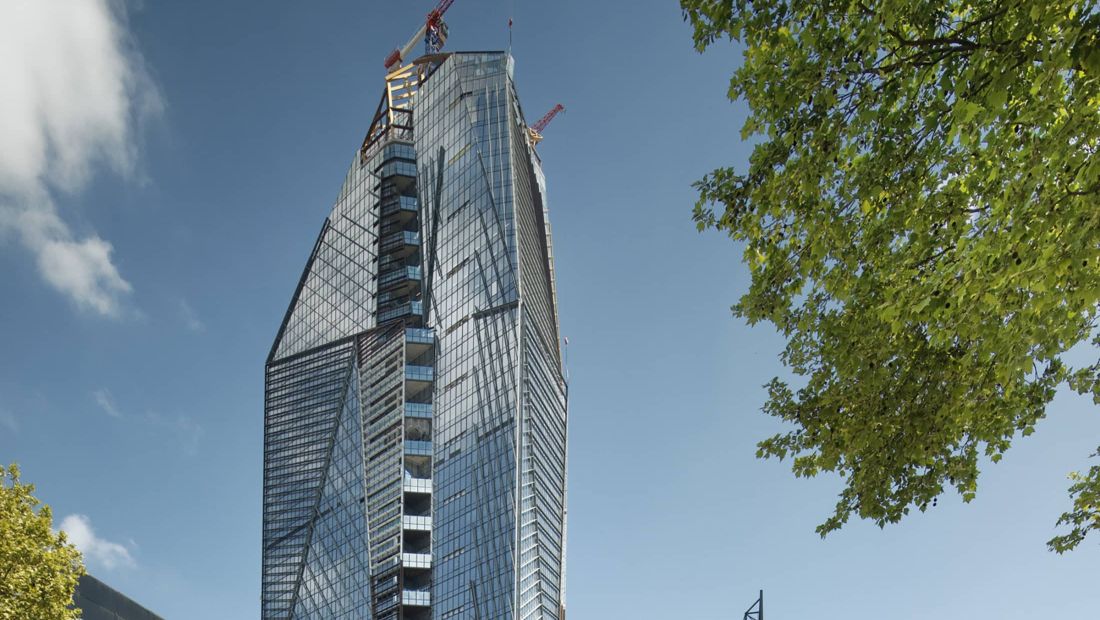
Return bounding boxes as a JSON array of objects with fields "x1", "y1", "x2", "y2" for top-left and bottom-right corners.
[
  {"x1": 401, "y1": 325, "x2": 434, "y2": 620},
  {"x1": 381, "y1": 195, "x2": 419, "y2": 219},
  {"x1": 376, "y1": 141, "x2": 423, "y2": 331},
  {"x1": 373, "y1": 140, "x2": 434, "y2": 620}
]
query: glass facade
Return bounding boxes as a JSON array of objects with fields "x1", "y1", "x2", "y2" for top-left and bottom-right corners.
[
  {"x1": 72, "y1": 574, "x2": 163, "y2": 620},
  {"x1": 263, "y1": 52, "x2": 568, "y2": 620}
]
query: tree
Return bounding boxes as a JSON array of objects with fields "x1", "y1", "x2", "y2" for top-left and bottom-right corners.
[
  {"x1": 681, "y1": 0, "x2": 1100, "y2": 549},
  {"x1": 0, "y1": 464, "x2": 84, "y2": 619}
]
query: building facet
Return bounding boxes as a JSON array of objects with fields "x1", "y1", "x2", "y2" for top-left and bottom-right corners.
[
  {"x1": 262, "y1": 52, "x2": 568, "y2": 620},
  {"x1": 72, "y1": 574, "x2": 164, "y2": 620}
]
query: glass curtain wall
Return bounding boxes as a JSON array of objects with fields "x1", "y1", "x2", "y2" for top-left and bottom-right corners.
[
  {"x1": 414, "y1": 52, "x2": 567, "y2": 620},
  {"x1": 262, "y1": 51, "x2": 567, "y2": 620}
]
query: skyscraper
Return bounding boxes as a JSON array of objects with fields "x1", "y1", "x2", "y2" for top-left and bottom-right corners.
[{"x1": 262, "y1": 51, "x2": 568, "y2": 620}]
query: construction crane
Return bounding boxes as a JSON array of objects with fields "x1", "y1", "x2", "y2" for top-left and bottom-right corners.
[
  {"x1": 528, "y1": 104, "x2": 565, "y2": 146},
  {"x1": 383, "y1": 0, "x2": 457, "y2": 71}
]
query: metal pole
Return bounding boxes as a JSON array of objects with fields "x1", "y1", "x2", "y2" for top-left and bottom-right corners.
[{"x1": 744, "y1": 589, "x2": 763, "y2": 620}]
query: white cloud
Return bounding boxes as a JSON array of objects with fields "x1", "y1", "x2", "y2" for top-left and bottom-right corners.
[
  {"x1": 91, "y1": 385, "x2": 203, "y2": 453},
  {"x1": 0, "y1": 0, "x2": 161, "y2": 317},
  {"x1": 60, "y1": 514, "x2": 136, "y2": 570},
  {"x1": 178, "y1": 299, "x2": 205, "y2": 333},
  {"x1": 92, "y1": 388, "x2": 122, "y2": 418}
]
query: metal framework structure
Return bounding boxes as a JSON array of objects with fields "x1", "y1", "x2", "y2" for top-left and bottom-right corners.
[
  {"x1": 361, "y1": 56, "x2": 447, "y2": 165},
  {"x1": 744, "y1": 590, "x2": 764, "y2": 620}
]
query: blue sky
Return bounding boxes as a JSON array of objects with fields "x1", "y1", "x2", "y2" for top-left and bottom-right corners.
[{"x1": 1, "y1": 1, "x2": 1097, "y2": 618}]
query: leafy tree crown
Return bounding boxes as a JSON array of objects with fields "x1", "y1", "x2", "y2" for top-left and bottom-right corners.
[{"x1": 682, "y1": 0, "x2": 1100, "y2": 548}]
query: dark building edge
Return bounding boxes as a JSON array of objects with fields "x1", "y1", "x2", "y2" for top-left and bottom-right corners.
[{"x1": 72, "y1": 574, "x2": 164, "y2": 620}]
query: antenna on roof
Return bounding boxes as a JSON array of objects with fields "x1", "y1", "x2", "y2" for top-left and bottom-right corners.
[
  {"x1": 507, "y1": 0, "x2": 514, "y2": 54},
  {"x1": 744, "y1": 590, "x2": 764, "y2": 620}
]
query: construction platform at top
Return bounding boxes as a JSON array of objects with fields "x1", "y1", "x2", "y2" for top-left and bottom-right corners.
[
  {"x1": 359, "y1": 55, "x2": 450, "y2": 165},
  {"x1": 360, "y1": 52, "x2": 557, "y2": 167}
]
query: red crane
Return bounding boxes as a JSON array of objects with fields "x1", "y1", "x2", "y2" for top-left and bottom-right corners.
[
  {"x1": 528, "y1": 104, "x2": 565, "y2": 145},
  {"x1": 384, "y1": 0, "x2": 457, "y2": 71}
]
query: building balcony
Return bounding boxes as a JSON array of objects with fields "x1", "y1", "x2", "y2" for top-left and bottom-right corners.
[
  {"x1": 380, "y1": 160, "x2": 417, "y2": 181},
  {"x1": 402, "y1": 515, "x2": 431, "y2": 532},
  {"x1": 377, "y1": 254, "x2": 410, "y2": 271},
  {"x1": 405, "y1": 327, "x2": 434, "y2": 360},
  {"x1": 378, "y1": 300, "x2": 422, "y2": 323},
  {"x1": 405, "y1": 327, "x2": 434, "y2": 345},
  {"x1": 381, "y1": 230, "x2": 420, "y2": 255},
  {"x1": 405, "y1": 365, "x2": 433, "y2": 383},
  {"x1": 380, "y1": 142, "x2": 415, "y2": 164},
  {"x1": 380, "y1": 195, "x2": 418, "y2": 219},
  {"x1": 404, "y1": 440, "x2": 431, "y2": 457},
  {"x1": 402, "y1": 590, "x2": 431, "y2": 607},
  {"x1": 402, "y1": 552, "x2": 431, "y2": 569},
  {"x1": 404, "y1": 402, "x2": 432, "y2": 419},
  {"x1": 379, "y1": 265, "x2": 421, "y2": 292},
  {"x1": 402, "y1": 476, "x2": 431, "y2": 494}
]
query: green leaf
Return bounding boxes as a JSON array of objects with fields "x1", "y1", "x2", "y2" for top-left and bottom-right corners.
[{"x1": 985, "y1": 87, "x2": 1008, "y2": 111}]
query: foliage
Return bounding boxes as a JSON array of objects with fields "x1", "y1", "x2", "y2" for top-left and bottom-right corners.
[
  {"x1": 681, "y1": 0, "x2": 1100, "y2": 547},
  {"x1": 0, "y1": 464, "x2": 84, "y2": 620},
  {"x1": 1049, "y1": 447, "x2": 1100, "y2": 552}
]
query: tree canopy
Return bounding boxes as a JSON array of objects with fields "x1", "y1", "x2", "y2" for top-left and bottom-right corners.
[
  {"x1": 681, "y1": 0, "x2": 1100, "y2": 549},
  {"x1": 0, "y1": 464, "x2": 84, "y2": 619}
]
